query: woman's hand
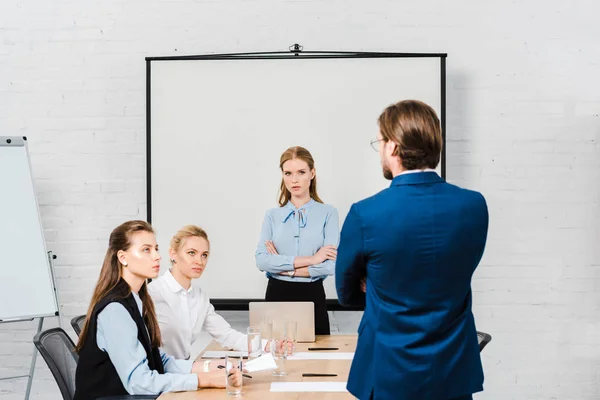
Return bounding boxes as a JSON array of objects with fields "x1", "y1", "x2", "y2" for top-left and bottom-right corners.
[
  {"x1": 360, "y1": 277, "x2": 366, "y2": 293},
  {"x1": 312, "y1": 245, "x2": 337, "y2": 264},
  {"x1": 266, "y1": 241, "x2": 294, "y2": 276},
  {"x1": 226, "y1": 366, "x2": 243, "y2": 389},
  {"x1": 266, "y1": 241, "x2": 290, "y2": 275},
  {"x1": 196, "y1": 369, "x2": 229, "y2": 388},
  {"x1": 192, "y1": 360, "x2": 224, "y2": 373},
  {"x1": 264, "y1": 339, "x2": 295, "y2": 355},
  {"x1": 265, "y1": 240, "x2": 279, "y2": 255}
]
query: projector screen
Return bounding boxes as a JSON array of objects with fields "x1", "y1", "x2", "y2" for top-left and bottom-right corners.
[{"x1": 147, "y1": 52, "x2": 446, "y2": 306}]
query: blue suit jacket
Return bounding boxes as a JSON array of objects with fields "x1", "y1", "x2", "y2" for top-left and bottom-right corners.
[{"x1": 335, "y1": 172, "x2": 488, "y2": 400}]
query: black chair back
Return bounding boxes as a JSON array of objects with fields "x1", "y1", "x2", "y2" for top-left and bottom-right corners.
[
  {"x1": 70, "y1": 315, "x2": 86, "y2": 336},
  {"x1": 33, "y1": 327, "x2": 159, "y2": 400},
  {"x1": 33, "y1": 328, "x2": 78, "y2": 400},
  {"x1": 477, "y1": 331, "x2": 492, "y2": 352}
]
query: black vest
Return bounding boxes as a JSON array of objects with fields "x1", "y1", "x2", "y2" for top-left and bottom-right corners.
[{"x1": 74, "y1": 280, "x2": 164, "y2": 400}]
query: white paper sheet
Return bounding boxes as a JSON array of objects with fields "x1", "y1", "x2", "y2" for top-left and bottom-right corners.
[
  {"x1": 271, "y1": 382, "x2": 348, "y2": 392},
  {"x1": 287, "y1": 352, "x2": 354, "y2": 360},
  {"x1": 244, "y1": 353, "x2": 277, "y2": 372},
  {"x1": 201, "y1": 350, "x2": 248, "y2": 358}
]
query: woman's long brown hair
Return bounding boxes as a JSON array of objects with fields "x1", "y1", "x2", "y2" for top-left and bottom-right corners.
[
  {"x1": 76, "y1": 220, "x2": 162, "y2": 352},
  {"x1": 278, "y1": 146, "x2": 323, "y2": 207}
]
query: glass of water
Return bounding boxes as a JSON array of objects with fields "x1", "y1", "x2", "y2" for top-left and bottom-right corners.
[
  {"x1": 261, "y1": 317, "x2": 273, "y2": 340},
  {"x1": 225, "y1": 353, "x2": 243, "y2": 396},
  {"x1": 284, "y1": 319, "x2": 297, "y2": 356},
  {"x1": 247, "y1": 326, "x2": 262, "y2": 360},
  {"x1": 270, "y1": 337, "x2": 288, "y2": 376}
]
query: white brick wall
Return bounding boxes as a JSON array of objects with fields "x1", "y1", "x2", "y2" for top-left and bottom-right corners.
[{"x1": 1, "y1": 1, "x2": 599, "y2": 399}]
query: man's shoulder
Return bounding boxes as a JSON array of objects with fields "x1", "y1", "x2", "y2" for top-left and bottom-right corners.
[
  {"x1": 351, "y1": 180, "x2": 486, "y2": 212},
  {"x1": 443, "y1": 181, "x2": 487, "y2": 206},
  {"x1": 352, "y1": 185, "x2": 398, "y2": 207}
]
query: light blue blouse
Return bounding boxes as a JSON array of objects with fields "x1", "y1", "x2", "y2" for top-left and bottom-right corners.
[
  {"x1": 255, "y1": 198, "x2": 340, "y2": 282},
  {"x1": 96, "y1": 292, "x2": 198, "y2": 395}
]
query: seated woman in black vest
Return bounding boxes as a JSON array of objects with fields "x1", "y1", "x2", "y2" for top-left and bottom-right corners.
[{"x1": 73, "y1": 220, "x2": 242, "y2": 399}]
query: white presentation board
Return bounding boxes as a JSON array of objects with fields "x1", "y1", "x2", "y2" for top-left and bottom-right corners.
[
  {"x1": 147, "y1": 52, "x2": 446, "y2": 303},
  {"x1": 0, "y1": 137, "x2": 59, "y2": 320}
]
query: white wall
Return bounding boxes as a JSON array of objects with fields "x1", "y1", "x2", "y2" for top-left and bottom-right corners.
[{"x1": 0, "y1": 1, "x2": 599, "y2": 399}]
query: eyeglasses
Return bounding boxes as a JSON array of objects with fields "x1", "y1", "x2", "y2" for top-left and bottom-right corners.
[{"x1": 370, "y1": 138, "x2": 384, "y2": 152}]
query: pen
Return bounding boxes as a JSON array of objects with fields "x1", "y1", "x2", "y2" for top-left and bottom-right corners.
[
  {"x1": 227, "y1": 372, "x2": 252, "y2": 379},
  {"x1": 308, "y1": 347, "x2": 339, "y2": 351},
  {"x1": 302, "y1": 373, "x2": 338, "y2": 377},
  {"x1": 210, "y1": 356, "x2": 248, "y2": 359},
  {"x1": 220, "y1": 365, "x2": 252, "y2": 379}
]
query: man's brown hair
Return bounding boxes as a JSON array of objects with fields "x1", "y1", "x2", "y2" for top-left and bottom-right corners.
[{"x1": 378, "y1": 100, "x2": 443, "y2": 170}]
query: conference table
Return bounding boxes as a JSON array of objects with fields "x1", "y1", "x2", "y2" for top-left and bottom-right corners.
[{"x1": 158, "y1": 335, "x2": 358, "y2": 399}]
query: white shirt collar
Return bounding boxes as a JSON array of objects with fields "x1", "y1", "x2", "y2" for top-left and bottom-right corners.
[
  {"x1": 398, "y1": 168, "x2": 437, "y2": 176},
  {"x1": 163, "y1": 269, "x2": 194, "y2": 294}
]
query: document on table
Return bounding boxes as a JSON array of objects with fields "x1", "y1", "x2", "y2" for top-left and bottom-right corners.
[
  {"x1": 201, "y1": 350, "x2": 248, "y2": 358},
  {"x1": 244, "y1": 353, "x2": 277, "y2": 372},
  {"x1": 271, "y1": 382, "x2": 348, "y2": 392},
  {"x1": 287, "y1": 352, "x2": 354, "y2": 360}
]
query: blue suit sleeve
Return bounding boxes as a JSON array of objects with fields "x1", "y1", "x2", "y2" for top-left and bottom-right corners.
[
  {"x1": 255, "y1": 211, "x2": 296, "y2": 273},
  {"x1": 308, "y1": 207, "x2": 340, "y2": 278},
  {"x1": 335, "y1": 204, "x2": 367, "y2": 307},
  {"x1": 475, "y1": 193, "x2": 489, "y2": 264}
]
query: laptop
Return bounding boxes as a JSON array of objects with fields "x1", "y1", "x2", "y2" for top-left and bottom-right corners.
[{"x1": 248, "y1": 301, "x2": 316, "y2": 343}]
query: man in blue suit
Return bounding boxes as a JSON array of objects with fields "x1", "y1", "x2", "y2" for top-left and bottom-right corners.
[{"x1": 335, "y1": 100, "x2": 488, "y2": 400}]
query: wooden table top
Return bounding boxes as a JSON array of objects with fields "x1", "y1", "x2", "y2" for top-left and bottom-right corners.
[{"x1": 158, "y1": 335, "x2": 357, "y2": 400}]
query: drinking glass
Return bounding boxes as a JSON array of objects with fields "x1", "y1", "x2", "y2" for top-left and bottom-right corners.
[
  {"x1": 261, "y1": 316, "x2": 273, "y2": 340},
  {"x1": 247, "y1": 326, "x2": 262, "y2": 360},
  {"x1": 284, "y1": 319, "x2": 297, "y2": 356},
  {"x1": 270, "y1": 338, "x2": 287, "y2": 376},
  {"x1": 225, "y1": 353, "x2": 243, "y2": 396}
]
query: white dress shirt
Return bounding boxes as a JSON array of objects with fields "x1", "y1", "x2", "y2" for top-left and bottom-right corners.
[{"x1": 148, "y1": 269, "x2": 247, "y2": 360}]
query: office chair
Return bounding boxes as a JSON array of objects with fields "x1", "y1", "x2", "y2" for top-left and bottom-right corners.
[
  {"x1": 477, "y1": 331, "x2": 492, "y2": 352},
  {"x1": 33, "y1": 327, "x2": 78, "y2": 400},
  {"x1": 70, "y1": 315, "x2": 86, "y2": 337},
  {"x1": 33, "y1": 327, "x2": 157, "y2": 400}
]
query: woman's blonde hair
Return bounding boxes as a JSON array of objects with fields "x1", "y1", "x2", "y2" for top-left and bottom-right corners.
[
  {"x1": 170, "y1": 225, "x2": 210, "y2": 261},
  {"x1": 278, "y1": 146, "x2": 323, "y2": 207}
]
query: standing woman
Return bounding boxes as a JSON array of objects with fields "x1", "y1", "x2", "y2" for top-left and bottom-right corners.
[
  {"x1": 74, "y1": 220, "x2": 239, "y2": 399},
  {"x1": 255, "y1": 146, "x2": 339, "y2": 335}
]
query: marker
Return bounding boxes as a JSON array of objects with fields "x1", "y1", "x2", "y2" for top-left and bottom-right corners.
[
  {"x1": 308, "y1": 347, "x2": 338, "y2": 351},
  {"x1": 220, "y1": 365, "x2": 252, "y2": 379},
  {"x1": 302, "y1": 373, "x2": 338, "y2": 377},
  {"x1": 227, "y1": 372, "x2": 252, "y2": 379}
]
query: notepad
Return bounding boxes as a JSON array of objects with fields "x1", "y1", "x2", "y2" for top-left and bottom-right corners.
[
  {"x1": 244, "y1": 353, "x2": 277, "y2": 372},
  {"x1": 287, "y1": 352, "x2": 354, "y2": 360},
  {"x1": 271, "y1": 382, "x2": 348, "y2": 392}
]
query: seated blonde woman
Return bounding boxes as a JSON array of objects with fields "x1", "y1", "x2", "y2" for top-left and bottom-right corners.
[
  {"x1": 148, "y1": 225, "x2": 267, "y2": 362},
  {"x1": 74, "y1": 221, "x2": 239, "y2": 399}
]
